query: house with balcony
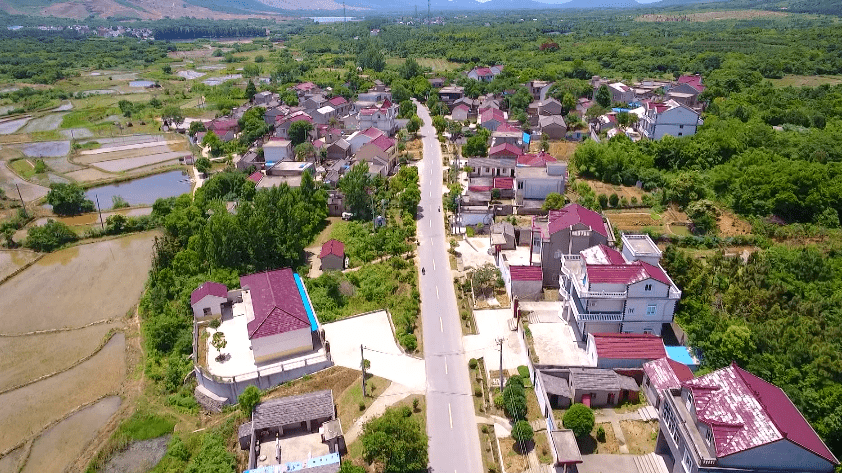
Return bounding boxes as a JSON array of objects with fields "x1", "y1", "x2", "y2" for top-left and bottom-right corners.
[
  {"x1": 530, "y1": 203, "x2": 613, "y2": 287},
  {"x1": 656, "y1": 362, "x2": 837, "y2": 473},
  {"x1": 638, "y1": 99, "x2": 702, "y2": 140},
  {"x1": 559, "y1": 234, "x2": 681, "y2": 339}
]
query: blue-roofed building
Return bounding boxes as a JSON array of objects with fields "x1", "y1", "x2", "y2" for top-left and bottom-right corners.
[{"x1": 665, "y1": 345, "x2": 699, "y2": 372}]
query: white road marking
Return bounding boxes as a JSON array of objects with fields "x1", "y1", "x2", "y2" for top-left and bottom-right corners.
[
  {"x1": 433, "y1": 260, "x2": 436, "y2": 270},
  {"x1": 439, "y1": 316, "x2": 443, "y2": 332},
  {"x1": 429, "y1": 219, "x2": 432, "y2": 228},
  {"x1": 436, "y1": 286, "x2": 440, "y2": 299},
  {"x1": 445, "y1": 359, "x2": 448, "y2": 374},
  {"x1": 448, "y1": 403, "x2": 453, "y2": 429}
]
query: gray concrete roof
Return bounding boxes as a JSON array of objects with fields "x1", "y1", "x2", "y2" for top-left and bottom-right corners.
[
  {"x1": 252, "y1": 390, "x2": 335, "y2": 431},
  {"x1": 550, "y1": 429, "x2": 583, "y2": 465},
  {"x1": 570, "y1": 368, "x2": 639, "y2": 392},
  {"x1": 539, "y1": 370, "x2": 572, "y2": 398}
]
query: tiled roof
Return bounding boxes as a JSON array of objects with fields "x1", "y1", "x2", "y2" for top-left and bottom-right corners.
[
  {"x1": 580, "y1": 244, "x2": 626, "y2": 265},
  {"x1": 488, "y1": 143, "x2": 522, "y2": 157},
  {"x1": 472, "y1": 67, "x2": 493, "y2": 76},
  {"x1": 494, "y1": 177, "x2": 514, "y2": 190},
  {"x1": 243, "y1": 268, "x2": 311, "y2": 339},
  {"x1": 369, "y1": 135, "x2": 395, "y2": 152},
  {"x1": 677, "y1": 74, "x2": 706, "y2": 92},
  {"x1": 453, "y1": 104, "x2": 470, "y2": 112},
  {"x1": 328, "y1": 95, "x2": 347, "y2": 106},
  {"x1": 591, "y1": 333, "x2": 666, "y2": 360},
  {"x1": 496, "y1": 122, "x2": 522, "y2": 133},
  {"x1": 319, "y1": 239, "x2": 345, "y2": 258},
  {"x1": 359, "y1": 107, "x2": 378, "y2": 116},
  {"x1": 509, "y1": 265, "x2": 542, "y2": 281},
  {"x1": 517, "y1": 152, "x2": 557, "y2": 167},
  {"x1": 294, "y1": 81, "x2": 317, "y2": 91},
  {"x1": 585, "y1": 260, "x2": 671, "y2": 286},
  {"x1": 547, "y1": 203, "x2": 608, "y2": 237},
  {"x1": 480, "y1": 108, "x2": 506, "y2": 123},
  {"x1": 252, "y1": 390, "x2": 334, "y2": 431},
  {"x1": 643, "y1": 356, "x2": 694, "y2": 393},
  {"x1": 361, "y1": 127, "x2": 384, "y2": 139},
  {"x1": 684, "y1": 364, "x2": 838, "y2": 464},
  {"x1": 190, "y1": 281, "x2": 228, "y2": 305},
  {"x1": 247, "y1": 171, "x2": 263, "y2": 184}
]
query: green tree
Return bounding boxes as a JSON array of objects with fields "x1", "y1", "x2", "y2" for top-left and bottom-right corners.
[
  {"x1": 358, "y1": 46, "x2": 385, "y2": 72},
  {"x1": 407, "y1": 115, "x2": 422, "y2": 135},
  {"x1": 596, "y1": 85, "x2": 611, "y2": 108},
  {"x1": 188, "y1": 121, "x2": 205, "y2": 136},
  {"x1": 47, "y1": 183, "x2": 94, "y2": 216},
  {"x1": 686, "y1": 199, "x2": 719, "y2": 235},
  {"x1": 245, "y1": 81, "x2": 257, "y2": 101},
  {"x1": 195, "y1": 157, "x2": 212, "y2": 175},
  {"x1": 24, "y1": 220, "x2": 78, "y2": 252},
  {"x1": 400, "y1": 58, "x2": 422, "y2": 80},
  {"x1": 288, "y1": 120, "x2": 314, "y2": 146},
  {"x1": 239, "y1": 385, "x2": 261, "y2": 417},
  {"x1": 339, "y1": 162, "x2": 373, "y2": 221},
  {"x1": 118, "y1": 99, "x2": 134, "y2": 117},
  {"x1": 432, "y1": 116, "x2": 447, "y2": 134},
  {"x1": 511, "y1": 420, "x2": 534, "y2": 445},
  {"x1": 295, "y1": 142, "x2": 315, "y2": 161},
  {"x1": 563, "y1": 403, "x2": 595, "y2": 438},
  {"x1": 598, "y1": 194, "x2": 608, "y2": 209},
  {"x1": 211, "y1": 331, "x2": 227, "y2": 361},
  {"x1": 202, "y1": 131, "x2": 223, "y2": 157},
  {"x1": 162, "y1": 105, "x2": 184, "y2": 127},
  {"x1": 542, "y1": 192, "x2": 566, "y2": 211},
  {"x1": 34, "y1": 159, "x2": 47, "y2": 174},
  {"x1": 361, "y1": 406, "x2": 428, "y2": 473},
  {"x1": 609, "y1": 193, "x2": 619, "y2": 207},
  {"x1": 462, "y1": 134, "x2": 488, "y2": 157},
  {"x1": 162, "y1": 64, "x2": 172, "y2": 74}
]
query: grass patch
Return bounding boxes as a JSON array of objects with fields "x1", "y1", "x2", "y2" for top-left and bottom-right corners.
[
  {"x1": 336, "y1": 373, "x2": 391, "y2": 432},
  {"x1": 500, "y1": 437, "x2": 528, "y2": 473},
  {"x1": 117, "y1": 411, "x2": 176, "y2": 441},
  {"x1": 478, "y1": 424, "x2": 504, "y2": 473},
  {"x1": 769, "y1": 74, "x2": 842, "y2": 87},
  {"x1": 620, "y1": 420, "x2": 659, "y2": 455},
  {"x1": 577, "y1": 422, "x2": 619, "y2": 454},
  {"x1": 9, "y1": 158, "x2": 38, "y2": 179}
]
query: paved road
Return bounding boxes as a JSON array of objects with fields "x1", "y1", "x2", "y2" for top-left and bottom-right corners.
[{"x1": 416, "y1": 101, "x2": 484, "y2": 473}]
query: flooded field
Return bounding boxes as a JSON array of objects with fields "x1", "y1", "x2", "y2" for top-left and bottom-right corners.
[
  {"x1": 20, "y1": 140, "x2": 71, "y2": 158},
  {"x1": 0, "y1": 332, "x2": 125, "y2": 453},
  {"x1": 0, "y1": 321, "x2": 119, "y2": 392},
  {"x1": 0, "y1": 446, "x2": 24, "y2": 471},
  {"x1": 0, "y1": 117, "x2": 30, "y2": 134},
  {"x1": 0, "y1": 232, "x2": 157, "y2": 334},
  {"x1": 85, "y1": 170, "x2": 191, "y2": 209},
  {"x1": 94, "y1": 152, "x2": 189, "y2": 172},
  {"x1": 20, "y1": 113, "x2": 66, "y2": 133},
  {"x1": 0, "y1": 249, "x2": 39, "y2": 281},
  {"x1": 21, "y1": 396, "x2": 122, "y2": 473}
]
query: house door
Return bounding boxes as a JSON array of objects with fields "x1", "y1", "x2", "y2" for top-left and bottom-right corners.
[
  {"x1": 608, "y1": 393, "x2": 615, "y2": 405},
  {"x1": 621, "y1": 390, "x2": 628, "y2": 402}
]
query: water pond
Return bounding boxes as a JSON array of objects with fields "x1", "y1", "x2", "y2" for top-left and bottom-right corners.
[{"x1": 85, "y1": 170, "x2": 191, "y2": 209}]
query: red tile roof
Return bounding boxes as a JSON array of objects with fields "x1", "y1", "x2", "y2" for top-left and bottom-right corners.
[
  {"x1": 381, "y1": 98, "x2": 393, "y2": 109},
  {"x1": 468, "y1": 185, "x2": 492, "y2": 192},
  {"x1": 359, "y1": 107, "x2": 378, "y2": 116},
  {"x1": 677, "y1": 74, "x2": 706, "y2": 92},
  {"x1": 319, "y1": 239, "x2": 345, "y2": 258},
  {"x1": 591, "y1": 333, "x2": 667, "y2": 360},
  {"x1": 294, "y1": 81, "x2": 317, "y2": 91},
  {"x1": 586, "y1": 260, "x2": 671, "y2": 286},
  {"x1": 480, "y1": 108, "x2": 506, "y2": 124},
  {"x1": 369, "y1": 135, "x2": 395, "y2": 152},
  {"x1": 494, "y1": 177, "x2": 514, "y2": 190},
  {"x1": 472, "y1": 67, "x2": 493, "y2": 76},
  {"x1": 361, "y1": 127, "x2": 384, "y2": 139},
  {"x1": 328, "y1": 96, "x2": 347, "y2": 106},
  {"x1": 509, "y1": 265, "x2": 542, "y2": 281},
  {"x1": 517, "y1": 151, "x2": 557, "y2": 167},
  {"x1": 684, "y1": 363, "x2": 838, "y2": 464},
  {"x1": 547, "y1": 203, "x2": 608, "y2": 237},
  {"x1": 191, "y1": 281, "x2": 228, "y2": 305},
  {"x1": 643, "y1": 357, "x2": 694, "y2": 393},
  {"x1": 580, "y1": 244, "x2": 626, "y2": 265},
  {"x1": 488, "y1": 143, "x2": 523, "y2": 157},
  {"x1": 247, "y1": 171, "x2": 263, "y2": 184},
  {"x1": 243, "y1": 268, "x2": 311, "y2": 339},
  {"x1": 496, "y1": 122, "x2": 522, "y2": 133},
  {"x1": 453, "y1": 104, "x2": 470, "y2": 113}
]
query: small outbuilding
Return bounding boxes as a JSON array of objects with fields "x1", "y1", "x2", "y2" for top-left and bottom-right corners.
[
  {"x1": 190, "y1": 281, "x2": 229, "y2": 319},
  {"x1": 641, "y1": 356, "x2": 694, "y2": 408},
  {"x1": 319, "y1": 239, "x2": 345, "y2": 271},
  {"x1": 586, "y1": 332, "x2": 667, "y2": 369},
  {"x1": 508, "y1": 265, "x2": 543, "y2": 301}
]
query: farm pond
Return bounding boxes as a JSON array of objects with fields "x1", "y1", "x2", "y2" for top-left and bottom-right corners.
[{"x1": 85, "y1": 170, "x2": 192, "y2": 209}]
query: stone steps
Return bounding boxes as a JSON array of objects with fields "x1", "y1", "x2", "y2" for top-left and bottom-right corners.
[
  {"x1": 638, "y1": 405, "x2": 659, "y2": 422},
  {"x1": 634, "y1": 452, "x2": 670, "y2": 473}
]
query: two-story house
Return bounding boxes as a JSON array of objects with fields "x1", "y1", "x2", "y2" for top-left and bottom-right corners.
[
  {"x1": 357, "y1": 100, "x2": 397, "y2": 135},
  {"x1": 656, "y1": 363, "x2": 837, "y2": 473},
  {"x1": 530, "y1": 203, "x2": 613, "y2": 287},
  {"x1": 559, "y1": 234, "x2": 680, "y2": 338},
  {"x1": 438, "y1": 85, "x2": 465, "y2": 108},
  {"x1": 638, "y1": 99, "x2": 702, "y2": 140},
  {"x1": 468, "y1": 65, "x2": 504, "y2": 82},
  {"x1": 608, "y1": 82, "x2": 635, "y2": 104}
]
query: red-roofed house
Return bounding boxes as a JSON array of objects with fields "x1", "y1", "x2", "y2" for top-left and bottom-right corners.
[
  {"x1": 468, "y1": 65, "x2": 504, "y2": 82},
  {"x1": 319, "y1": 239, "x2": 345, "y2": 271},
  {"x1": 451, "y1": 104, "x2": 470, "y2": 122},
  {"x1": 641, "y1": 356, "x2": 694, "y2": 408},
  {"x1": 191, "y1": 281, "x2": 229, "y2": 319},
  {"x1": 503, "y1": 264, "x2": 543, "y2": 301},
  {"x1": 517, "y1": 152, "x2": 557, "y2": 167},
  {"x1": 530, "y1": 203, "x2": 613, "y2": 287},
  {"x1": 480, "y1": 108, "x2": 507, "y2": 131},
  {"x1": 488, "y1": 142, "x2": 523, "y2": 160},
  {"x1": 355, "y1": 135, "x2": 397, "y2": 176},
  {"x1": 327, "y1": 95, "x2": 350, "y2": 115},
  {"x1": 656, "y1": 363, "x2": 838, "y2": 473},
  {"x1": 638, "y1": 99, "x2": 701, "y2": 140},
  {"x1": 293, "y1": 81, "x2": 320, "y2": 97},
  {"x1": 241, "y1": 268, "x2": 318, "y2": 363},
  {"x1": 586, "y1": 333, "x2": 667, "y2": 369},
  {"x1": 357, "y1": 101, "x2": 397, "y2": 135},
  {"x1": 559, "y1": 233, "x2": 681, "y2": 339},
  {"x1": 247, "y1": 171, "x2": 263, "y2": 185}
]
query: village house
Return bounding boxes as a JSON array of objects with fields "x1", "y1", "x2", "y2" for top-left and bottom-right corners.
[
  {"x1": 355, "y1": 135, "x2": 397, "y2": 177},
  {"x1": 190, "y1": 282, "x2": 229, "y2": 319},
  {"x1": 263, "y1": 139, "x2": 292, "y2": 163},
  {"x1": 667, "y1": 75, "x2": 705, "y2": 108},
  {"x1": 451, "y1": 104, "x2": 470, "y2": 122},
  {"x1": 539, "y1": 115, "x2": 568, "y2": 140},
  {"x1": 526, "y1": 79, "x2": 554, "y2": 101},
  {"x1": 515, "y1": 160, "x2": 567, "y2": 201},
  {"x1": 313, "y1": 105, "x2": 338, "y2": 125},
  {"x1": 641, "y1": 356, "x2": 695, "y2": 409},
  {"x1": 261, "y1": 162, "x2": 315, "y2": 188},
  {"x1": 530, "y1": 203, "x2": 613, "y2": 287},
  {"x1": 585, "y1": 332, "x2": 668, "y2": 369},
  {"x1": 275, "y1": 111, "x2": 314, "y2": 140},
  {"x1": 479, "y1": 108, "x2": 507, "y2": 131},
  {"x1": 357, "y1": 100, "x2": 397, "y2": 135},
  {"x1": 205, "y1": 117, "x2": 239, "y2": 142},
  {"x1": 491, "y1": 129, "x2": 524, "y2": 150},
  {"x1": 438, "y1": 85, "x2": 465, "y2": 107},
  {"x1": 638, "y1": 99, "x2": 702, "y2": 140},
  {"x1": 500, "y1": 263, "x2": 543, "y2": 301},
  {"x1": 347, "y1": 127, "x2": 384, "y2": 154},
  {"x1": 327, "y1": 95, "x2": 350, "y2": 116},
  {"x1": 488, "y1": 142, "x2": 522, "y2": 160},
  {"x1": 467, "y1": 65, "x2": 504, "y2": 82},
  {"x1": 293, "y1": 81, "x2": 321, "y2": 98},
  {"x1": 325, "y1": 139, "x2": 351, "y2": 161},
  {"x1": 535, "y1": 366, "x2": 640, "y2": 409},
  {"x1": 237, "y1": 149, "x2": 263, "y2": 172},
  {"x1": 656, "y1": 363, "x2": 838, "y2": 473},
  {"x1": 559, "y1": 234, "x2": 681, "y2": 339},
  {"x1": 253, "y1": 91, "x2": 279, "y2": 106},
  {"x1": 607, "y1": 82, "x2": 635, "y2": 104},
  {"x1": 319, "y1": 239, "x2": 345, "y2": 271},
  {"x1": 466, "y1": 157, "x2": 516, "y2": 178},
  {"x1": 428, "y1": 77, "x2": 446, "y2": 88},
  {"x1": 303, "y1": 95, "x2": 328, "y2": 114}
]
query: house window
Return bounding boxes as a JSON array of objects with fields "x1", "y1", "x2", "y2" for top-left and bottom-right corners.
[
  {"x1": 686, "y1": 391, "x2": 694, "y2": 413},
  {"x1": 705, "y1": 427, "x2": 714, "y2": 448},
  {"x1": 628, "y1": 307, "x2": 635, "y2": 314},
  {"x1": 663, "y1": 402, "x2": 680, "y2": 444},
  {"x1": 682, "y1": 449, "x2": 693, "y2": 473},
  {"x1": 646, "y1": 304, "x2": 657, "y2": 316},
  {"x1": 678, "y1": 132, "x2": 683, "y2": 136},
  {"x1": 679, "y1": 125, "x2": 684, "y2": 129},
  {"x1": 645, "y1": 283, "x2": 652, "y2": 291},
  {"x1": 644, "y1": 328, "x2": 654, "y2": 334},
  {"x1": 518, "y1": 181, "x2": 524, "y2": 190}
]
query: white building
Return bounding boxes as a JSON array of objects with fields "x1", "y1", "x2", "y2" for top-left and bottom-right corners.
[
  {"x1": 638, "y1": 99, "x2": 702, "y2": 140},
  {"x1": 559, "y1": 234, "x2": 681, "y2": 339},
  {"x1": 263, "y1": 139, "x2": 292, "y2": 162}
]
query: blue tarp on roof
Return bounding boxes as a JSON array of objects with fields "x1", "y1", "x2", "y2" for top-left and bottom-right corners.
[
  {"x1": 293, "y1": 273, "x2": 319, "y2": 331},
  {"x1": 612, "y1": 108, "x2": 632, "y2": 113},
  {"x1": 666, "y1": 346, "x2": 698, "y2": 371},
  {"x1": 523, "y1": 132, "x2": 531, "y2": 144}
]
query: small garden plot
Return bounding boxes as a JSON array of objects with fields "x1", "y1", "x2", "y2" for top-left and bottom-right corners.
[
  {"x1": 177, "y1": 70, "x2": 206, "y2": 80},
  {"x1": 620, "y1": 420, "x2": 658, "y2": 455},
  {"x1": 577, "y1": 422, "x2": 619, "y2": 454},
  {"x1": 64, "y1": 168, "x2": 115, "y2": 182},
  {"x1": 92, "y1": 152, "x2": 187, "y2": 173}
]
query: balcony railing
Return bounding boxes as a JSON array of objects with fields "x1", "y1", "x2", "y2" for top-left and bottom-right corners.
[{"x1": 568, "y1": 302, "x2": 624, "y2": 322}]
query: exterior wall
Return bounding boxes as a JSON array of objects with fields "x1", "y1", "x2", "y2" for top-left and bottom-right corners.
[
  {"x1": 641, "y1": 374, "x2": 662, "y2": 408},
  {"x1": 521, "y1": 177, "x2": 565, "y2": 200},
  {"x1": 541, "y1": 123, "x2": 567, "y2": 140},
  {"x1": 573, "y1": 387, "x2": 618, "y2": 406},
  {"x1": 452, "y1": 108, "x2": 469, "y2": 122},
  {"x1": 321, "y1": 254, "x2": 344, "y2": 271},
  {"x1": 251, "y1": 328, "x2": 314, "y2": 364},
  {"x1": 192, "y1": 295, "x2": 226, "y2": 319},
  {"x1": 597, "y1": 357, "x2": 653, "y2": 369},
  {"x1": 461, "y1": 211, "x2": 494, "y2": 226},
  {"x1": 641, "y1": 107, "x2": 700, "y2": 140},
  {"x1": 264, "y1": 143, "x2": 292, "y2": 162},
  {"x1": 716, "y1": 440, "x2": 835, "y2": 472},
  {"x1": 511, "y1": 280, "x2": 543, "y2": 301}
]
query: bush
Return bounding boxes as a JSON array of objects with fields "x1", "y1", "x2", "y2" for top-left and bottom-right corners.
[
  {"x1": 400, "y1": 333, "x2": 418, "y2": 352},
  {"x1": 517, "y1": 365, "x2": 529, "y2": 380},
  {"x1": 238, "y1": 385, "x2": 261, "y2": 417},
  {"x1": 209, "y1": 318, "x2": 221, "y2": 329},
  {"x1": 609, "y1": 193, "x2": 619, "y2": 207},
  {"x1": 46, "y1": 182, "x2": 94, "y2": 216},
  {"x1": 466, "y1": 226, "x2": 475, "y2": 237},
  {"x1": 511, "y1": 419, "x2": 534, "y2": 445},
  {"x1": 598, "y1": 194, "x2": 608, "y2": 209},
  {"x1": 469, "y1": 358, "x2": 478, "y2": 370},
  {"x1": 563, "y1": 403, "x2": 595, "y2": 438},
  {"x1": 596, "y1": 425, "x2": 606, "y2": 442},
  {"x1": 475, "y1": 387, "x2": 483, "y2": 397},
  {"x1": 494, "y1": 394, "x2": 504, "y2": 409},
  {"x1": 24, "y1": 219, "x2": 78, "y2": 252},
  {"x1": 359, "y1": 401, "x2": 366, "y2": 411}
]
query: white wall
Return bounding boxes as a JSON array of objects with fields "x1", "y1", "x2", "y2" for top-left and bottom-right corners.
[
  {"x1": 521, "y1": 178, "x2": 564, "y2": 200},
  {"x1": 251, "y1": 328, "x2": 313, "y2": 363},
  {"x1": 192, "y1": 295, "x2": 226, "y2": 319},
  {"x1": 652, "y1": 107, "x2": 699, "y2": 140}
]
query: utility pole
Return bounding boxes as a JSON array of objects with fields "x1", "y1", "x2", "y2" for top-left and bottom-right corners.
[
  {"x1": 427, "y1": 0, "x2": 430, "y2": 23},
  {"x1": 496, "y1": 337, "x2": 504, "y2": 391},
  {"x1": 343, "y1": 1, "x2": 346, "y2": 27},
  {"x1": 96, "y1": 195, "x2": 104, "y2": 229},
  {"x1": 15, "y1": 184, "x2": 26, "y2": 218},
  {"x1": 360, "y1": 344, "x2": 366, "y2": 396}
]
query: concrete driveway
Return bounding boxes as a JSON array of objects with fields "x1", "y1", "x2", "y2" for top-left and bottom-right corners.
[
  {"x1": 530, "y1": 319, "x2": 592, "y2": 366},
  {"x1": 322, "y1": 311, "x2": 426, "y2": 392},
  {"x1": 463, "y1": 309, "x2": 529, "y2": 377}
]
